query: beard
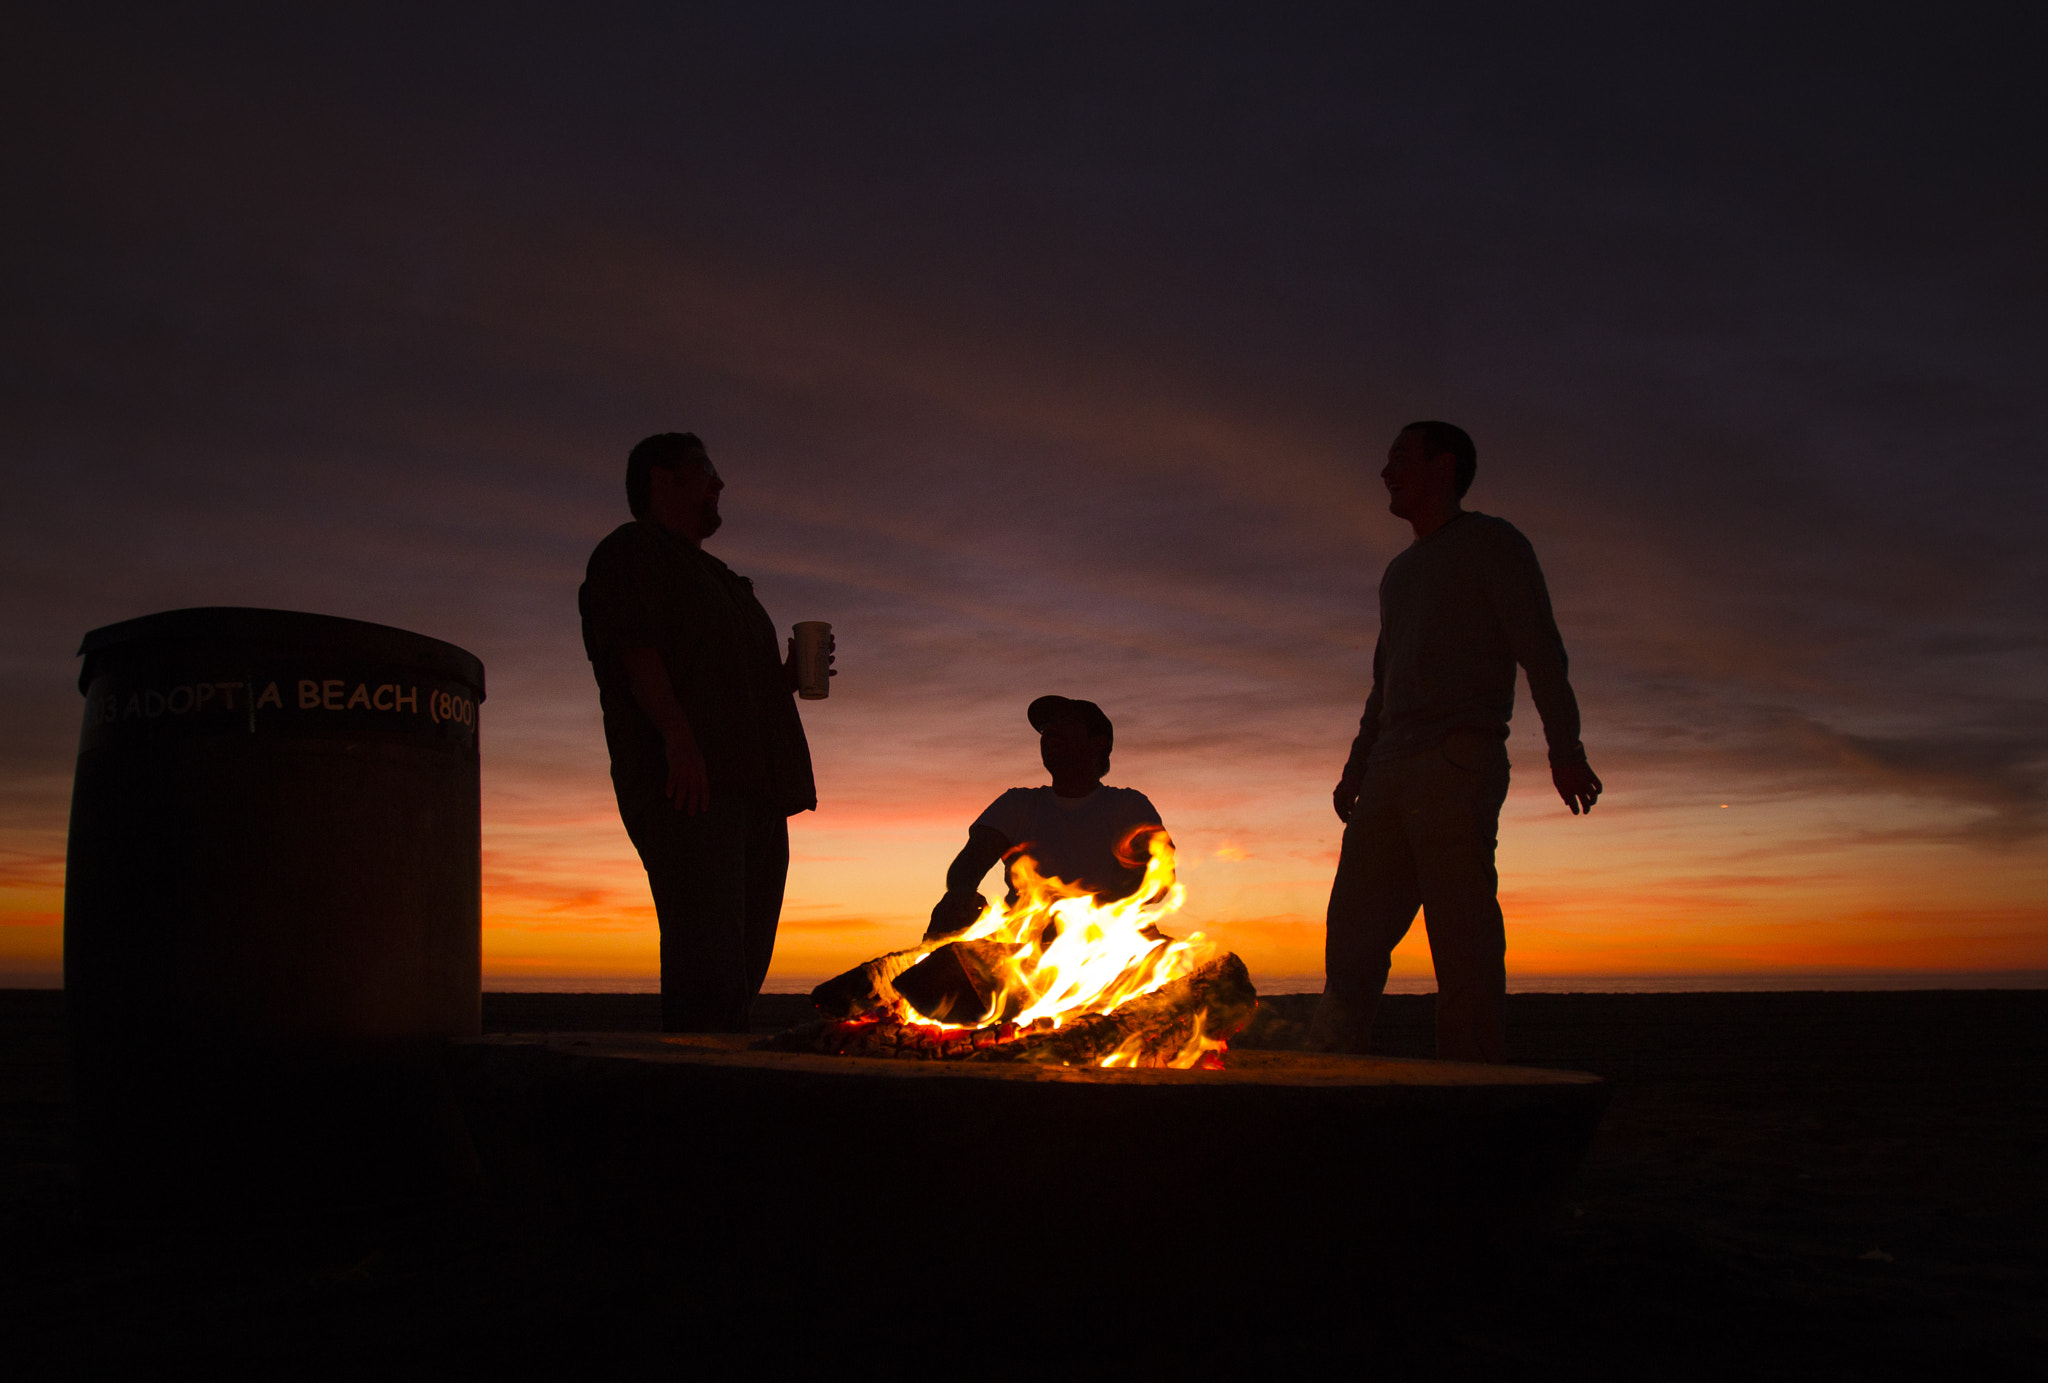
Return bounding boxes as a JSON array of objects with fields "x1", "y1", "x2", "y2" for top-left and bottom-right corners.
[{"x1": 700, "y1": 502, "x2": 723, "y2": 537}]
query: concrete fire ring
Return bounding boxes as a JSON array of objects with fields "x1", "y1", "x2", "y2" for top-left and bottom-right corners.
[{"x1": 457, "y1": 1033, "x2": 1607, "y2": 1301}]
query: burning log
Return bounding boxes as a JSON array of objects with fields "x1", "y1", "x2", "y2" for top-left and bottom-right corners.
[
  {"x1": 809, "y1": 946, "x2": 926, "y2": 1019},
  {"x1": 762, "y1": 953, "x2": 1255, "y2": 1068},
  {"x1": 891, "y1": 940, "x2": 1026, "y2": 1026},
  {"x1": 979, "y1": 952, "x2": 1254, "y2": 1067}
]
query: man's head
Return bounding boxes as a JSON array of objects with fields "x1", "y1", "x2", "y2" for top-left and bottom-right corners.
[
  {"x1": 1028, "y1": 695, "x2": 1113, "y2": 784},
  {"x1": 1383, "y1": 421, "x2": 1476, "y2": 523},
  {"x1": 627, "y1": 432, "x2": 723, "y2": 542}
]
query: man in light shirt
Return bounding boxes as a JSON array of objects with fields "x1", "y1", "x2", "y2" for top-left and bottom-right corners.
[
  {"x1": 925, "y1": 696, "x2": 1168, "y2": 939},
  {"x1": 1314, "y1": 420, "x2": 1601, "y2": 1063}
]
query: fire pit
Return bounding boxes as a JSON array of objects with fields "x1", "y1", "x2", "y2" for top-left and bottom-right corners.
[
  {"x1": 455, "y1": 842, "x2": 1607, "y2": 1304},
  {"x1": 455, "y1": 1031, "x2": 1608, "y2": 1308}
]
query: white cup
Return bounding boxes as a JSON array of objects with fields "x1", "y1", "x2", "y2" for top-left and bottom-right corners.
[{"x1": 793, "y1": 621, "x2": 832, "y2": 700}]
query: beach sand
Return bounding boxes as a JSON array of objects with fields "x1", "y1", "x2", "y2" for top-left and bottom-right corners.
[{"x1": 3, "y1": 987, "x2": 2043, "y2": 1378}]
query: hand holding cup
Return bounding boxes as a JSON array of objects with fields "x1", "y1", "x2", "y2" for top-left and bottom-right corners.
[{"x1": 790, "y1": 621, "x2": 835, "y2": 699}]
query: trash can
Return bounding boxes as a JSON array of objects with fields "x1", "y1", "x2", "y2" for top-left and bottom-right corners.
[{"x1": 64, "y1": 607, "x2": 484, "y2": 1215}]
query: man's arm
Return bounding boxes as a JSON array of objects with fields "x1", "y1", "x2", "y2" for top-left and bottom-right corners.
[
  {"x1": 619, "y1": 646, "x2": 711, "y2": 815},
  {"x1": 1488, "y1": 529, "x2": 1602, "y2": 815},
  {"x1": 1333, "y1": 637, "x2": 1386, "y2": 822},
  {"x1": 926, "y1": 824, "x2": 1011, "y2": 939}
]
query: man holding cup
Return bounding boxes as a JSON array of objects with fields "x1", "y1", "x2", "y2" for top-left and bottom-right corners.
[{"x1": 579, "y1": 432, "x2": 833, "y2": 1032}]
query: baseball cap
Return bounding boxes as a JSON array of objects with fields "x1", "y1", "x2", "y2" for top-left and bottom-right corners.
[{"x1": 1027, "y1": 695, "x2": 1113, "y2": 751}]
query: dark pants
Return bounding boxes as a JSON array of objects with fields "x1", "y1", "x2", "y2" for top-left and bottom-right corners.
[
  {"x1": 618, "y1": 789, "x2": 789, "y2": 1033},
  {"x1": 1311, "y1": 733, "x2": 1512, "y2": 1062}
]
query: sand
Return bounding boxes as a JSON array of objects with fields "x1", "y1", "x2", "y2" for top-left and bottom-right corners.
[{"x1": 3, "y1": 987, "x2": 2043, "y2": 1378}]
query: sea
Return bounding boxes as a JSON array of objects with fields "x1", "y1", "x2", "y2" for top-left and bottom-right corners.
[
  {"x1": 464, "y1": 970, "x2": 2048, "y2": 996},
  {"x1": 8, "y1": 970, "x2": 2043, "y2": 994}
]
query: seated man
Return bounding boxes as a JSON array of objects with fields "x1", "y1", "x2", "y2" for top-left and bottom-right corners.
[{"x1": 926, "y1": 696, "x2": 1169, "y2": 939}]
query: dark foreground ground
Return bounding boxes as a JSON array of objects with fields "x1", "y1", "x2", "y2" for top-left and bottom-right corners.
[{"x1": 4, "y1": 988, "x2": 2044, "y2": 1379}]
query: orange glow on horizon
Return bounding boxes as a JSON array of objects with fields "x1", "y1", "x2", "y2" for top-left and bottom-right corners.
[
  {"x1": 10, "y1": 748, "x2": 2046, "y2": 990},
  {"x1": 11, "y1": 865, "x2": 2047, "y2": 988}
]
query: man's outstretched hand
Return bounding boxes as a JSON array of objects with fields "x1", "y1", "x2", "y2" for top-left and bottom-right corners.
[
  {"x1": 1332, "y1": 772, "x2": 1362, "y2": 823},
  {"x1": 1552, "y1": 758, "x2": 1603, "y2": 815},
  {"x1": 1339, "y1": 761, "x2": 1599, "y2": 817}
]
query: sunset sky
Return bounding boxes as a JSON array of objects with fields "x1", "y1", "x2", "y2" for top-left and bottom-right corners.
[{"x1": 5, "y1": 4, "x2": 2045, "y2": 990}]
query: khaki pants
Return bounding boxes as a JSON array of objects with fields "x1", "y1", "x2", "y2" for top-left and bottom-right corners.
[{"x1": 1312, "y1": 733, "x2": 1511, "y2": 1062}]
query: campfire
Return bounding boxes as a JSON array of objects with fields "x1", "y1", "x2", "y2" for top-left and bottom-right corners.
[{"x1": 764, "y1": 833, "x2": 1257, "y2": 1068}]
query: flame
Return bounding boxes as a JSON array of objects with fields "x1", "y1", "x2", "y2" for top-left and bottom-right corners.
[{"x1": 895, "y1": 830, "x2": 1223, "y2": 1067}]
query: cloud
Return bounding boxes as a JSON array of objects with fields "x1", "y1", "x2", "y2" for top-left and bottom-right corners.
[
  {"x1": 3, "y1": 5, "x2": 2045, "y2": 980},
  {"x1": 1792, "y1": 721, "x2": 2048, "y2": 844}
]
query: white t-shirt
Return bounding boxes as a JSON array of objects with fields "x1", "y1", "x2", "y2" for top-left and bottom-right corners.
[{"x1": 971, "y1": 785, "x2": 1167, "y2": 901}]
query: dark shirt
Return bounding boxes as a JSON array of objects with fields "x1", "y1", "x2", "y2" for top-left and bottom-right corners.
[
  {"x1": 580, "y1": 520, "x2": 817, "y2": 815},
  {"x1": 1345, "y1": 511, "x2": 1584, "y2": 774}
]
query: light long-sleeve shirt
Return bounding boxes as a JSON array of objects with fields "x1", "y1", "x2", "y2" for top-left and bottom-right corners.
[{"x1": 1344, "y1": 511, "x2": 1585, "y2": 775}]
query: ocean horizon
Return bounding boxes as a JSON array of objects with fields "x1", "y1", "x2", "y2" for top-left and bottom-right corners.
[
  {"x1": 9, "y1": 969, "x2": 2044, "y2": 995},
  {"x1": 494, "y1": 969, "x2": 2048, "y2": 996}
]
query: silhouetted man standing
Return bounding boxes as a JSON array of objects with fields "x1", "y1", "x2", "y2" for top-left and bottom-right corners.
[
  {"x1": 1312, "y1": 422, "x2": 1600, "y2": 1063},
  {"x1": 579, "y1": 433, "x2": 826, "y2": 1032}
]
